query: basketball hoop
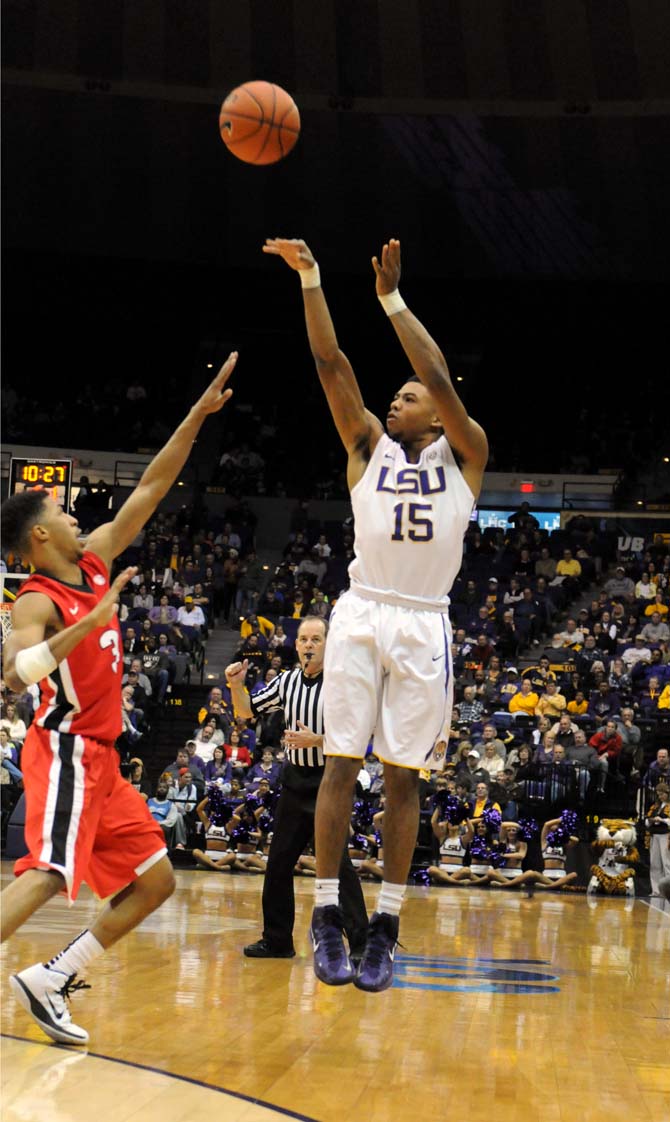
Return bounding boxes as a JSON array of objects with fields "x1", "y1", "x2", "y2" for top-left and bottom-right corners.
[
  {"x1": 0, "y1": 604, "x2": 12, "y2": 644},
  {"x1": 0, "y1": 573, "x2": 28, "y2": 643}
]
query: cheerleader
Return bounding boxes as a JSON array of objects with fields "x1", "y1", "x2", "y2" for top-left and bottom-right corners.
[
  {"x1": 347, "y1": 797, "x2": 377, "y2": 871},
  {"x1": 226, "y1": 798, "x2": 265, "y2": 869},
  {"x1": 486, "y1": 822, "x2": 540, "y2": 888},
  {"x1": 241, "y1": 790, "x2": 276, "y2": 874},
  {"x1": 427, "y1": 797, "x2": 474, "y2": 885},
  {"x1": 465, "y1": 819, "x2": 499, "y2": 884},
  {"x1": 534, "y1": 813, "x2": 579, "y2": 889},
  {"x1": 191, "y1": 784, "x2": 237, "y2": 872}
]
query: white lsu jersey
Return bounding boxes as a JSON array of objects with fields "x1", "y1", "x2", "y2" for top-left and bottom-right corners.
[{"x1": 348, "y1": 432, "x2": 475, "y2": 607}]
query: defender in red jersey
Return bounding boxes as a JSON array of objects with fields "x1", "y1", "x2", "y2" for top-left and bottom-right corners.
[{"x1": 0, "y1": 354, "x2": 237, "y2": 1044}]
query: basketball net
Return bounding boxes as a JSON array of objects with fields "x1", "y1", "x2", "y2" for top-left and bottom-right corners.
[
  {"x1": 0, "y1": 573, "x2": 26, "y2": 644},
  {"x1": 0, "y1": 604, "x2": 12, "y2": 644}
]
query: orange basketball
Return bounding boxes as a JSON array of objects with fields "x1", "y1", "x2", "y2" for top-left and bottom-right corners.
[{"x1": 219, "y1": 81, "x2": 300, "y2": 166}]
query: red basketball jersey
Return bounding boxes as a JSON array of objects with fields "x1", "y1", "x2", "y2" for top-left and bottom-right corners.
[{"x1": 16, "y1": 551, "x2": 123, "y2": 742}]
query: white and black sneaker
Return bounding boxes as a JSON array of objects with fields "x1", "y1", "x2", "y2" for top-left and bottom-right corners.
[{"x1": 10, "y1": 963, "x2": 90, "y2": 1045}]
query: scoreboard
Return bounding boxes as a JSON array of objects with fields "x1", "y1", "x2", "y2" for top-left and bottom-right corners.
[{"x1": 8, "y1": 457, "x2": 73, "y2": 511}]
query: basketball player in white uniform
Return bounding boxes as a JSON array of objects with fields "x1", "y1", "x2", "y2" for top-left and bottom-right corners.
[{"x1": 263, "y1": 237, "x2": 488, "y2": 991}]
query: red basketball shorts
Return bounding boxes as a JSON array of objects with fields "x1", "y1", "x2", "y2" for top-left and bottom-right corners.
[{"x1": 14, "y1": 727, "x2": 167, "y2": 902}]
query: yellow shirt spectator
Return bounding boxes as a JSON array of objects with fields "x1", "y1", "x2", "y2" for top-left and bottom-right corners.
[
  {"x1": 567, "y1": 697, "x2": 588, "y2": 716},
  {"x1": 472, "y1": 797, "x2": 502, "y2": 820},
  {"x1": 645, "y1": 601, "x2": 668, "y2": 618},
  {"x1": 240, "y1": 615, "x2": 275, "y2": 640},
  {"x1": 535, "y1": 687, "x2": 567, "y2": 718},
  {"x1": 556, "y1": 554, "x2": 582, "y2": 578},
  {"x1": 509, "y1": 689, "x2": 539, "y2": 716}
]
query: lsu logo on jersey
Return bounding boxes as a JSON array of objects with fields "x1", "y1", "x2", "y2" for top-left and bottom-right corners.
[{"x1": 376, "y1": 465, "x2": 447, "y2": 496}]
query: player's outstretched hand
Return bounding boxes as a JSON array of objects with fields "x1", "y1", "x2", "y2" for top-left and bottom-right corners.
[
  {"x1": 225, "y1": 660, "x2": 249, "y2": 687},
  {"x1": 195, "y1": 352, "x2": 238, "y2": 415},
  {"x1": 90, "y1": 567, "x2": 138, "y2": 629},
  {"x1": 262, "y1": 238, "x2": 316, "y2": 271},
  {"x1": 371, "y1": 238, "x2": 401, "y2": 295}
]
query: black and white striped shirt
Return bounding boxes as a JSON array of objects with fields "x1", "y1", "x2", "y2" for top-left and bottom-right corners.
[{"x1": 250, "y1": 668, "x2": 324, "y2": 769}]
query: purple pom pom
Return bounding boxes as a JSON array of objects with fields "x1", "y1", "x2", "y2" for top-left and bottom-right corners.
[
  {"x1": 443, "y1": 795, "x2": 469, "y2": 825},
  {"x1": 352, "y1": 799, "x2": 374, "y2": 831},
  {"x1": 206, "y1": 782, "x2": 230, "y2": 827},
  {"x1": 411, "y1": 867, "x2": 432, "y2": 885},
  {"x1": 230, "y1": 825, "x2": 250, "y2": 844},
  {"x1": 470, "y1": 836, "x2": 492, "y2": 862},
  {"x1": 483, "y1": 807, "x2": 502, "y2": 832},
  {"x1": 545, "y1": 826, "x2": 568, "y2": 848},
  {"x1": 519, "y1": 817, "x2": 539, "y2": 841},
  {"x1": 560, "y1": 810, "x2": 579, "y2": 834}
]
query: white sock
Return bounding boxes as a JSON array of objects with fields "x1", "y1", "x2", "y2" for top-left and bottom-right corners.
[
  {"x1": 315, "y1": 878, "x2": 340, "y2": 909},
  {"x1": 45, "y1": 930, "x2": 104, "y2": 977},
  {"x1": 377, "y1": 882, "x2": 406, "y2": 917}
]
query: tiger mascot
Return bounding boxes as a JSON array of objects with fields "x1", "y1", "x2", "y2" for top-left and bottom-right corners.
[{"x1": 587, "y1": 819, "x2": 638, "y2": 896}]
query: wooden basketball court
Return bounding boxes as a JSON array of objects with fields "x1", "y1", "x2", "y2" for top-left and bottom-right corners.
[{"x1": 1, "y1": 863, "x2": 668, "y2": 1122}]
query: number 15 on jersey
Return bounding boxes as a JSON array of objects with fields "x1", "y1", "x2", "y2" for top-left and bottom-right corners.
[{"x1": 391, "y1": 503, "x2": 434, "y2": 543}]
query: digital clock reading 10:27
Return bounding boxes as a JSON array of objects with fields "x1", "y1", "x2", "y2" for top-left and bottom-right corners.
[{"x1": 8, "y1": 457, "x2": 73, "y2": 510}]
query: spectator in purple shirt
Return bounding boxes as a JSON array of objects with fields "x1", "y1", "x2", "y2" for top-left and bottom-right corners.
[
  {"x1": 204, "y1": 745, "x2": 232, "y2": 784},
  {"x1": 246, "y1": 748, "x2": 282, "y2": 791},
  {"x1": 149, "y1": 594, "x2": 179, "y2": 626},
  {"x1": 185, "y1": 740, "x2": 207, "y2": 777}
]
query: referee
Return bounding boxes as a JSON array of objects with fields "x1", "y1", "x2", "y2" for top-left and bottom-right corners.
[{"x1": 225, "y1": 617, "x2": 368, "y2": 960}]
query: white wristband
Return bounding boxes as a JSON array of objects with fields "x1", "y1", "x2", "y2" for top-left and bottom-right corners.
[
  {"x1": 299, "y1": 264, "x2": 321, "y2": 289},
  {"x1": 15, "y1": 641, "x2": 58, "y2": 686},
  {"x1": 378, "y1": 289, "x2": 407, "y2": 316}
]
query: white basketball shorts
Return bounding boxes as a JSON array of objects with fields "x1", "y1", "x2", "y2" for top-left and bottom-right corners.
[{"x1": 323, "y1": 591, "x2": 454, "y2": 771}]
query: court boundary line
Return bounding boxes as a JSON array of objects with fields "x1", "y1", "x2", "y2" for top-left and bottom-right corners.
[
  {"x1": 636, "y1": 896, "x2": 670, "y2": 917},
  {"x1": 0, "y1": 1032, "x2": 321, "y2": 1121}
]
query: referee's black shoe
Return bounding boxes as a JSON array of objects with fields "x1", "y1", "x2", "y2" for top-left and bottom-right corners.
[{"x1": 243, "y1": 938, "x2": 296, "y2": 959}]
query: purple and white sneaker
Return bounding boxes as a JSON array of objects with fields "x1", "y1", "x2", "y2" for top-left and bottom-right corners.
[
  {"x1": 310, "y1": 905, "x2": 354, "y2": 986},
  {"x1": 353, "y1": 912, "x2": 399, "y2": 993}
]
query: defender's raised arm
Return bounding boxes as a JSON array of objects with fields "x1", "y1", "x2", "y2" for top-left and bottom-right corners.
[
  {"x1": 263, "y1": 238, "x2": 383, "y2": 482},
  {"x1": 86, "y1": 353, "x2": 238, "y2": 568},
  {"x1": 372, "y1": 238, "x2": 488, "y2": 497}
]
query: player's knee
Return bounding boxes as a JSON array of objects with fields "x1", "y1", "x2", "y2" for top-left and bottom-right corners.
[
  {"x1": 383, "y1": 764, "x2": 420, "y2": 799},
  {"x1": 160, "y1": 864, "x2": 177, "y2": 901},
  {"x1": 323, "y1": 756, "x2": 360, "y2": 788},
  {"x1": 140, "y1": 859, "x2": 176, "y2": 906}
]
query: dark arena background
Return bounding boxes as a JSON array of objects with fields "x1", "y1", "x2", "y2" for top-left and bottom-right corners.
[{"x1": 1, "y1": 4, "x2": 669, "y2": 1121}]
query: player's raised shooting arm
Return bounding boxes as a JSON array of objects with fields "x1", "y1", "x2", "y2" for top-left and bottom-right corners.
[
  {"x1": 87, "y1": 355, "x2": 238, "y2": 566},
  {"x1": 372, "y1": 239, "x2": 488, "y2": 495},
  {"x1": 3, "y1": 569, "x2": 136, "y2": 692},
  {"x1": 263, "y1": 238, "x2": 383, "y2": 457}
]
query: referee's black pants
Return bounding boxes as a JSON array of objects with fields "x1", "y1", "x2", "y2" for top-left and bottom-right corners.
[{"x1": 261, "y1": 783, "x2": 368, "y2": 954}]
